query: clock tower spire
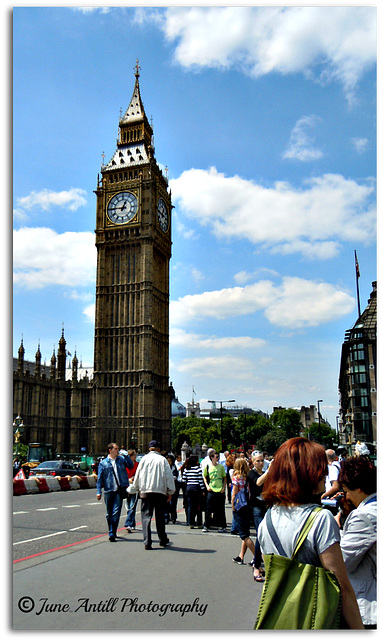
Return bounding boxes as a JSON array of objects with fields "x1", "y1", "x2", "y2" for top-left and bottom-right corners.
[{"x1": 93, "y1": 63, "x2": 172, "y2": 453}]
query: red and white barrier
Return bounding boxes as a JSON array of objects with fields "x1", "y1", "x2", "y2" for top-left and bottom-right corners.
[{"x1": 13, "y1": 474, "x2": 97, "y2": 496}]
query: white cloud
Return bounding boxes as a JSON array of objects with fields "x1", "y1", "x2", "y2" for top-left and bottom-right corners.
[
  {"x1": 191, "y1": 268, "x2": 205, "y2": 284},
  {"x1": 174, "y1": 355, "x2": 254, "y2": 380},
  {"x1": 151, "y1": 6, "x2": 376, "y2": 100},
  {"x1": 13, "y1": 208, "x2": 29, "y2": 223},
  {"x1": 234, "y1": 268, "x2": 279, "y2": 285},
  {"x1": 170, "y1": 327, "x2": 265, "y2": 350},
  {"x1": 83, "y1": 303, "x2": 95, "y2": 324},
  {"x1": 173, "y1": 210, "x2": 198, "y2": 240},
  {"x1": 64, "y1": 290, "x2": 93, "y2": 302},
  {"x1": 71, "y1": 7, "x2": 111, "y2": 15},
  {"x1": 170, "y1": 168, "x2": 376, "y2": 257},
  {"x1": 352, "y1": 137, "x2": 369, "y2": 154},
  {"x1": 15, "y1": 188, "x2": 87, "y2": 215},
  {"x1": 283, "y1": 115, "x2": 323, "y2": 162},
  {"x1": 270, "y1": 240, "x2": 341, "y2": 260},
  {"x1": 170, "y1": 277, "x2": 355, "y2": 329},
  {"x1": 263, "y1": 277, "x2": 355, "y2": 328},
  {"x1": 234, "y1": 271, "x2": 256, "y2": 286},
  {"x1": 13, "y1": 227, "x2": 96, "y2": 289}
]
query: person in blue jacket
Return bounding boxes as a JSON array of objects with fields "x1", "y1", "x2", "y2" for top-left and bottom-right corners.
[{"x1": 96, "y1": 443, "x2": 133, "y2": 541}]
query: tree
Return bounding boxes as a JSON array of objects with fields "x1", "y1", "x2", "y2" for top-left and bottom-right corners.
[
  {"x1": 270, "y1": 408, "x2": 303, "y2": 439},
  {"x1": 13, "y1": 443, "x2": 28, "y2": 460},
  {"x1": 257, "y1": 428, "x2": 288, "y2": 455},
  {"x1": 171, "y1": 416, "x2": 222, "y2": 452},
  {"x1": 236, "y1": 413, "x2": 270, "y2": 447},
  {"x1": 305, "y1": 422, "x2": 337, "y2": 448}
]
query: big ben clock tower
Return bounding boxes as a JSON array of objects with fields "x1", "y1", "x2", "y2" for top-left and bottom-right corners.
[{"x1": 93, "y1": 61, "x2": 172, "y2": 453}]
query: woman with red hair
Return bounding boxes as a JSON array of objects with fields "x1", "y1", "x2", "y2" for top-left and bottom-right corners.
[{"x1": 257, "y1": 437, "x2": 363, "y2": 629}]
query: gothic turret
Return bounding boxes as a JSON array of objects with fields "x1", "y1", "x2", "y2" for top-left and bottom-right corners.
[
  {"x1": 17, "y1": 338, "x2": 25, "y2": 373},
  {"x1": 50, "y1": 348, "x2": 56, "y2": 380},
  {"x1": 72, "y1": 350, "x2": 78, "y2": 383},
  {"x1": 57, "y1": 327, "x2": 66, "y2": 381},
  {"x1": 35, "y1": 341, "x2": 41, "y2": 378}
]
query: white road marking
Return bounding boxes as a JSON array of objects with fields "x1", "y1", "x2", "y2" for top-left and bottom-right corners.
[
  {"x1": 13, "y1": 531, "x2": 67, "y2": 545},
  {"x1": 13, "y1": 511, "x2": 29, "y2": 515},
  {"x1": 36, "y1": 507, "x2": 58, "y2": 511},
  {"x1": 62, "y1": 504, "x2": 81, "y2": 508},
  {"x1": 13, "y1": 525, "x2": 88, "y2": 545}
]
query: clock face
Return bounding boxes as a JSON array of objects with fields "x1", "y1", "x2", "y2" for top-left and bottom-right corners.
[
  {"x1": 157, "y1": 197, "x2": 169, "y2": 232},
  {"x1": 107, "y1": 191, "x2": 138, "y2": 224}
]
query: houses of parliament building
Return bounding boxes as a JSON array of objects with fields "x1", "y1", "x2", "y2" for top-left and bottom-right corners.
[{"x1": 13, "y1": 63, "x2": 173, "y2": 455}]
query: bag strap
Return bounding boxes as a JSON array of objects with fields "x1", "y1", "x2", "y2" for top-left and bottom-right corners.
[
  {"x1": 266, "y1": 509, "x2": 287, "y2": 556},
  {"x1": 291, "y1": 507, "x2": 322, "y2": 560},
  {"x1": 266, "y1": 506, "x2": 322, "y2": 559},
  {"x1": 110, "y1": 462, "x2": 120, "y2": 487}
]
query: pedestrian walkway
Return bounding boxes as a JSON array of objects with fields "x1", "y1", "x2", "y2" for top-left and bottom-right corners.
[{"x1": 13, "y1": 500, "x2": 263, "y2": 630}]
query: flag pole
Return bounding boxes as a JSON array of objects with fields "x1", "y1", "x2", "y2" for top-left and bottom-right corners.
[{"x1": 355, "y1": 250, "x2": 361, "y2": 317}]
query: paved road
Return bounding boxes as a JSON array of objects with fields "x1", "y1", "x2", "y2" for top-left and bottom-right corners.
[
  {"x1": 13, "y1": 489, "x2": 110, "y2": 560},
  {"x1": 13, "y1": 489, "x2": 263, "y2": 631}
]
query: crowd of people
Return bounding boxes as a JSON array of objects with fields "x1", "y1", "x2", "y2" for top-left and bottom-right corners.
[{"x1": 95, "y1": 438, "x2": 376, "y2": 630}]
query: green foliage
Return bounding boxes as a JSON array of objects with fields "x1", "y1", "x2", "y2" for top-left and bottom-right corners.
[
  {"x1": 171, "y1": 406, "x2": 318, "y2": 456},
  {"x1": 270, "y1": 408, "x2": 303, "y2": 439},
  {"x1": 305, "y1": 422, "x2": 337, "y2": 447},
  {"x1": 257, "y1": 428, "x2": 288, "y2": 455},
  {"x1": 13, "y1": 443, "x2": 28, "y2": 460},
  {"x1": 172, "y1": 416, "x2": 221, "y2": 452},
  {"x1": 171, "y1": 411, "x2": 272, "y2": 453}
]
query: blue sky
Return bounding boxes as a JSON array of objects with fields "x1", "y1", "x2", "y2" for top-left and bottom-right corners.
[{"x1": 12, "y1": 5, "x2": 377, "y2": 429}]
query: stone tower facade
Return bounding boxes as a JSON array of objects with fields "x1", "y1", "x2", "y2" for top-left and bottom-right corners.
[{"x1": 92, "y1": 62, "x2": 172, "y2": 452}]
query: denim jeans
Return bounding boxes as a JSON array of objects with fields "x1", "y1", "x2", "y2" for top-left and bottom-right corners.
[
  {"x1": 103, "y1": 490, "x2": 123, "y2": 537},
  {"x1": 253, "y1": 505, "x2": 265, "y2": 569},
  {"x1": 124, "y1": 492, "x2": 138, "y2": 528},
  {"x1": 186, "y1": 488, "x2": 203, "y2": 526},
  {"x1": 231, "y1": 510, "x2": 239, "y2": 533}
]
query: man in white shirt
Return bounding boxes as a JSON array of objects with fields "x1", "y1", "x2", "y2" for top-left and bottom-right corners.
[
  {"x1": 128, "y1": 440, "x2": 175, "y2": 550},
  {"x1": 321, "y1": 449, "x2": 341, "y2": 499}
]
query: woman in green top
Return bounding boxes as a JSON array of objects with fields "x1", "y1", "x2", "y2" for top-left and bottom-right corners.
[{"x1": 202, "y1": 450, "x2": 227, "y2": 533}]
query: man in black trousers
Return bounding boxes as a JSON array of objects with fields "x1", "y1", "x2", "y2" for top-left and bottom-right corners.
[{"x1": 128, "y1": 440, "x2": 176, "y2": 550}]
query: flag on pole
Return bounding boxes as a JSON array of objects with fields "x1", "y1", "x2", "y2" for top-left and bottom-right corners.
[
  {"x1": 355, "y1": 250, "x2": 360, "y2": 279},
  {"x1": 354, "y1": 250, "x2": 361, "y2": 317}
]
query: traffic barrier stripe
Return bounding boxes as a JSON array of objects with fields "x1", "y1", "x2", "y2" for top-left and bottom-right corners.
[{"x1": 13, "y1": 474, "x2": 98, "y2": 495}]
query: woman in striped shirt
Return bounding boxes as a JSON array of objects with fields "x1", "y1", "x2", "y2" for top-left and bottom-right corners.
[{"x1": 182, "y1": 454, "x2": 205, "y2": 528}]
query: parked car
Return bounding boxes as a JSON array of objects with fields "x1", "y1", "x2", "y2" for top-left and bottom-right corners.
[{"x1": 29, "y1": 460, "x2": 87, "y2": 477}]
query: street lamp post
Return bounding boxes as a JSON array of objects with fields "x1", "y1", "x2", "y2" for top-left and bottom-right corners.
[
  {"x1": 13, "y1": 415, "x2": 24, "y2": 457},
  {"x1": 317, "y1": 400, "x2": 323, "y2": 443},
  {"x1": 345, "y1": 413, "x2": 353, "y2": 456},
  {"x1": 336, "y1": 415, "x2": 340, "y2": 448},
  {"x1": 208, "y1": 400, "x2": 235, "y2": 451}
]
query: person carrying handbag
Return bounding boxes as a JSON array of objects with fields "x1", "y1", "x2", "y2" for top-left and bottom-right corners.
[
  {"x1": 96, "y1": 443, "x2": 133, "y2": 542},
  {"x1": 256, "y1": 437, "x2": 363, "y2": 629},
  {"x1": 231, "y1": 458, "x2": 256, "y2": 567}
]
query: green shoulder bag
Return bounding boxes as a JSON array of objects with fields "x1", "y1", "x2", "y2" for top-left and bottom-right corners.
[{"x1": 255, "y1": 507, "x2": 341, "y2": 630}]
